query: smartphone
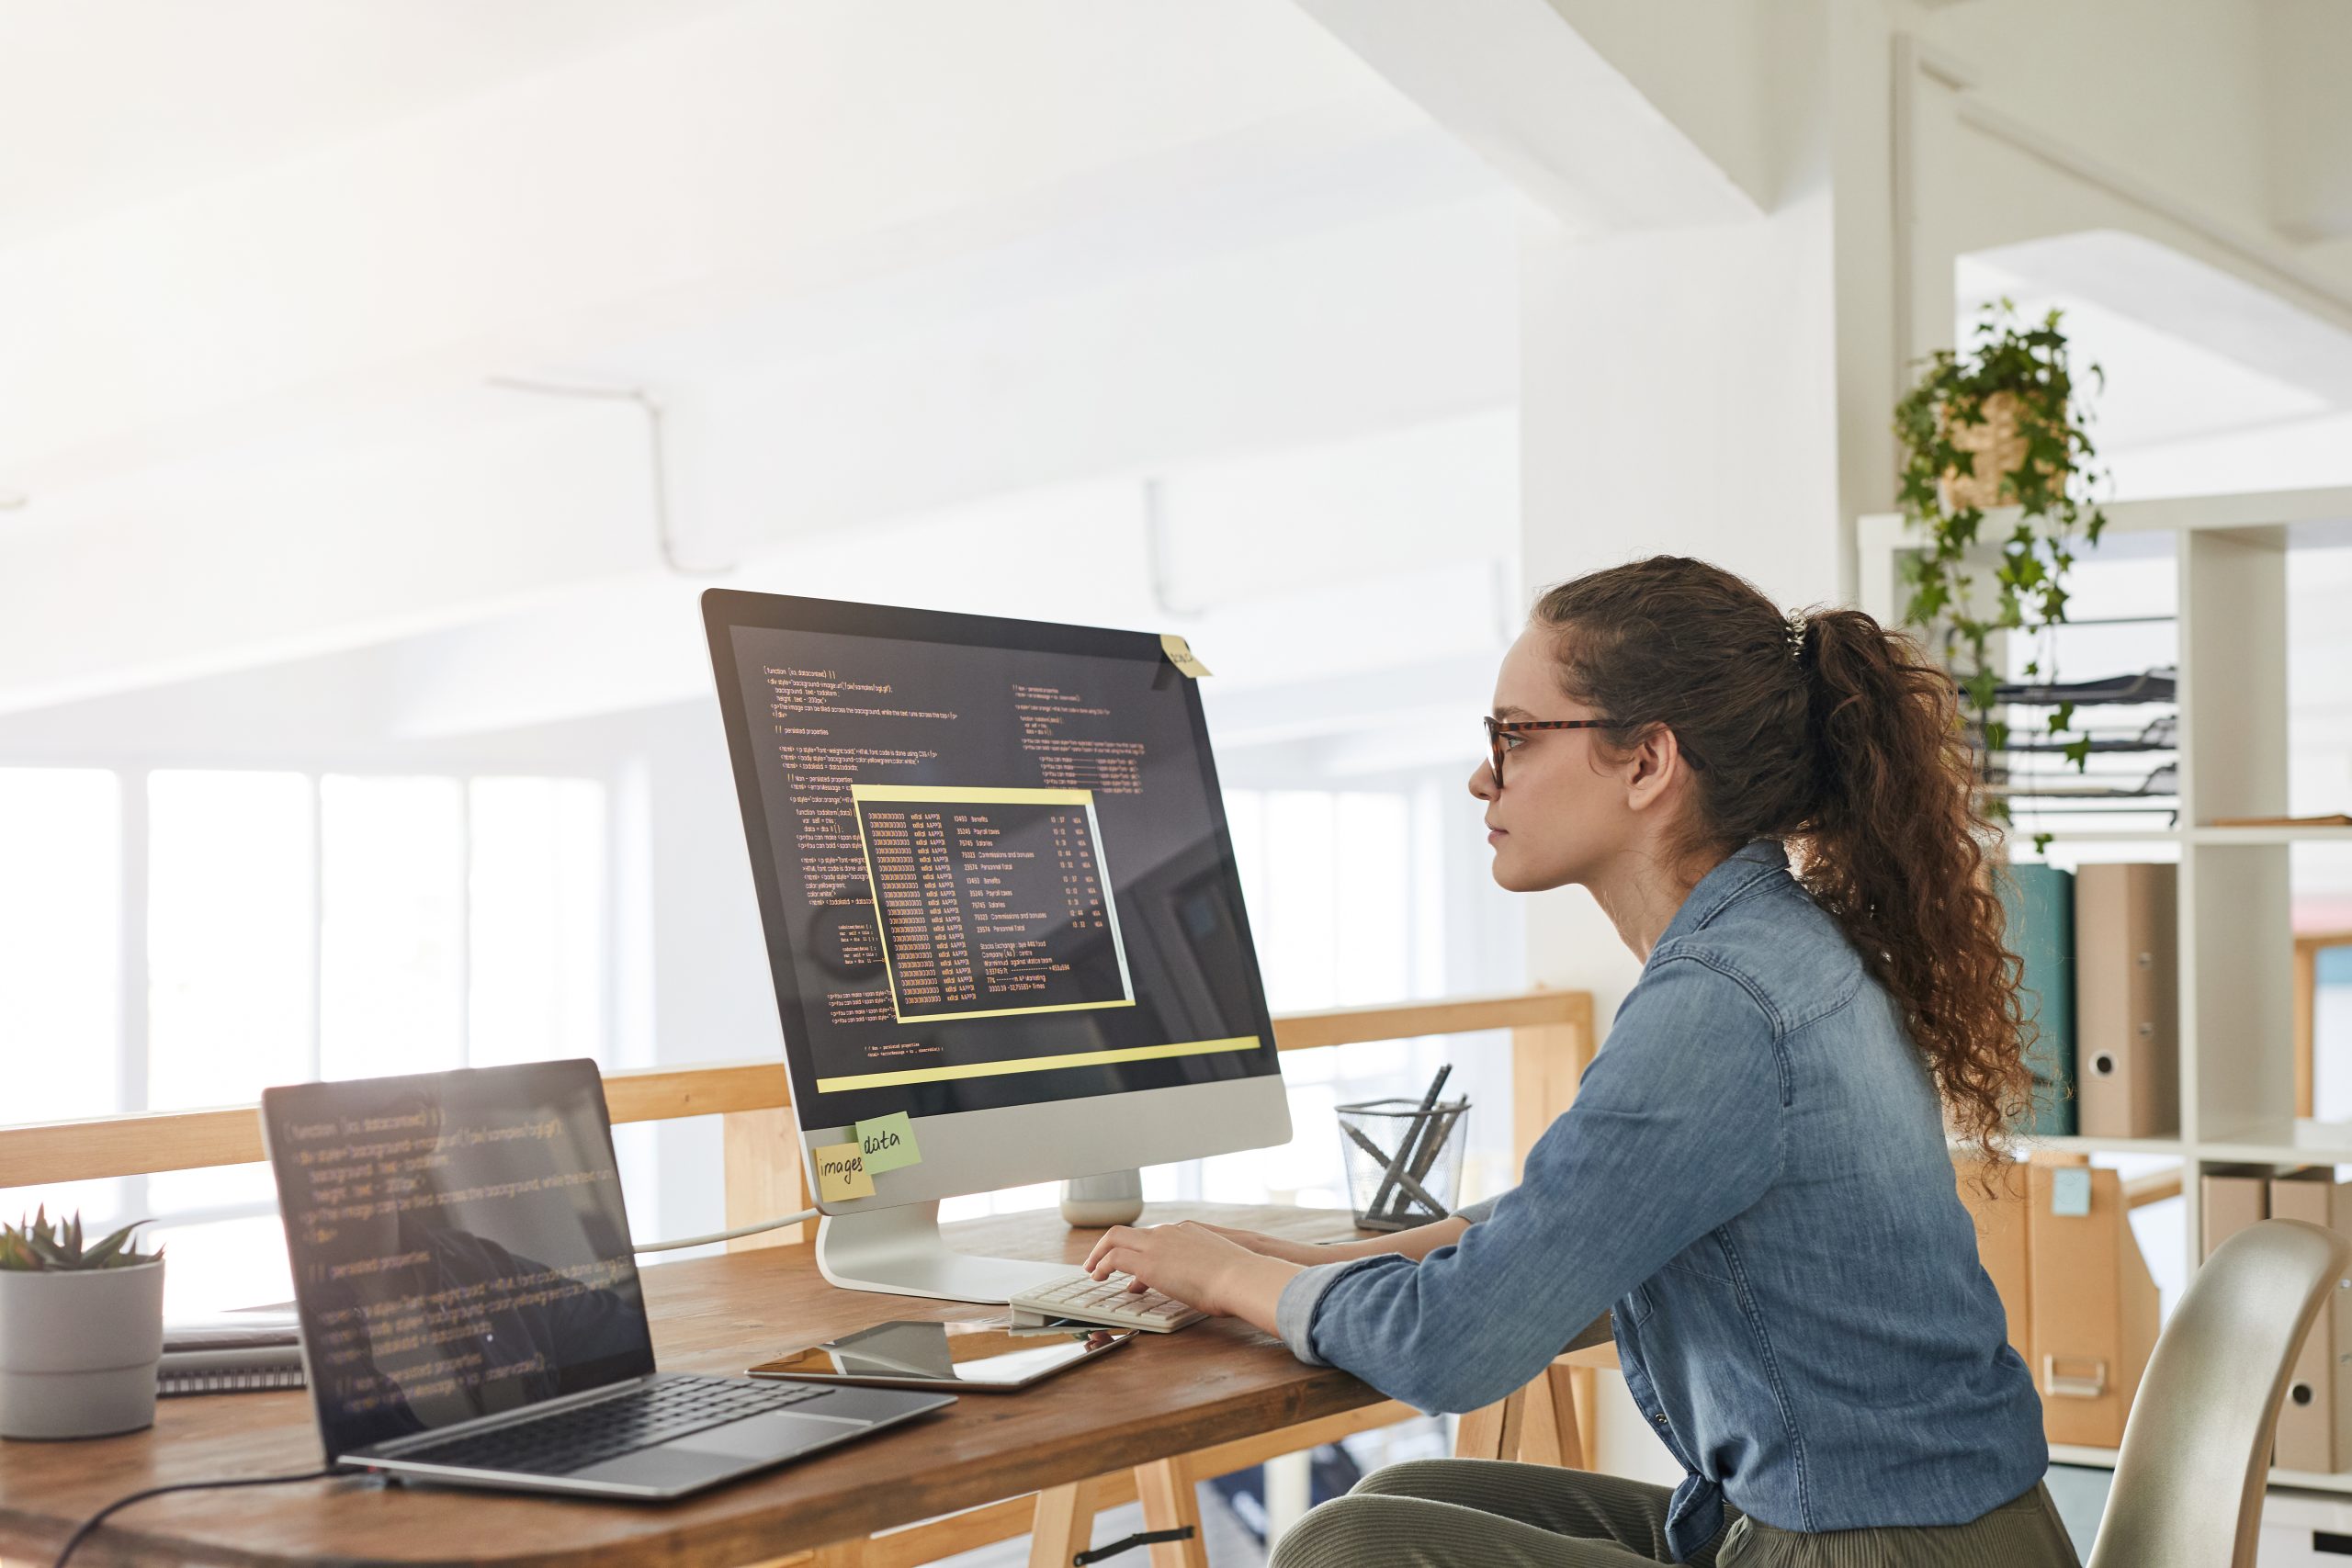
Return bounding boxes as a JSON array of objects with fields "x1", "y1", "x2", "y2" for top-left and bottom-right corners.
[{"x1": 748, "y1": 1317, "x2": 1136, "y2": 1392}]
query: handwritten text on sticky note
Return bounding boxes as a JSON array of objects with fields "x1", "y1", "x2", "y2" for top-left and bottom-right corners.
[
  {"x1": 1159, "y1": 632, "x2": 1212, "y2": 679},
  {"x1": 813, "y1": 1142, "x2": 875, "y2": 1202},
  {"x1": 856, "y1": 1112, "x2": 922, "y2": 1175}
]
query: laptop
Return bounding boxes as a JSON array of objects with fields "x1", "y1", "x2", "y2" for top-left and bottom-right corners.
[{"x1": 261, "y1": 1059, "x2": 953, "y2": 1499}]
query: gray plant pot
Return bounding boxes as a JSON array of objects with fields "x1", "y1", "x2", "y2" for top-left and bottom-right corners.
[{"x1": 0, "y1": 1260, "x2": 165, "y2": 1440}]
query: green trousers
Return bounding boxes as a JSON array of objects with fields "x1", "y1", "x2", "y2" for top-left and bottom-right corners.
[{"x1": 1268, "y1": 1461, "x2": 2081, "y2": 1568}]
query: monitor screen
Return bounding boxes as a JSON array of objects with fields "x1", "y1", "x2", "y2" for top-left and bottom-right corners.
[
  {"x1": 705, "y1": 592, "x2": 1282, "y2": 1130},
  {"x1": 262, "y1": 1061, "x2": 655, "y2": 1461}
]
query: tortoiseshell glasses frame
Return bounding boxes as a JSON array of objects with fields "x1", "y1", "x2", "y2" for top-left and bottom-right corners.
[{"x1": 1482, "y1": 715, "x2": 1619, "y2": 790}]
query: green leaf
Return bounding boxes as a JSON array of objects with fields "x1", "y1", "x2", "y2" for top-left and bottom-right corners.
[
  {"x1": 2033, "y1": 831, "x2": 2054, "y2": 854},
  {"x1": 82, "y1": 1220, "x2": 153, "y2": 1269},
  {"x1": 25, "y1": 1229, "x2": 76, "y2": 1269}
]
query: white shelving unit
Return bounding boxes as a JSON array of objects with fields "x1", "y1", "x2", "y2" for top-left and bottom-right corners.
[{"x1": 1860, "y1": 484, "x2": 2352, "y2": 1492}]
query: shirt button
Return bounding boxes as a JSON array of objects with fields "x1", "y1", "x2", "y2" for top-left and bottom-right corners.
[{"x1": 1653, "y1": 1412, "x2": 1668, "y2": 1426}]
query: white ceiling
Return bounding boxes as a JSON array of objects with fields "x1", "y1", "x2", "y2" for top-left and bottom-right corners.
[
  {"x1": 0, "y1": 0, "x2": 743, "y2": 247},
  {"x1": 0, "y1": 0, "x2": 1525, "y2": 724}
]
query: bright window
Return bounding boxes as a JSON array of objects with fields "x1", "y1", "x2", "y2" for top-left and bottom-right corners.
[
  {"x1": 147, "y1": 771, "x2": 314, "y2": 1111},
  {"x1": 0, "y1": 768, "x2": 609, "y2": 1315},
  {"x1": 468, "y1": 777, "x2": 607, "y2": 1067},
  {"x1": 320, "y1": 775, "x2": 467, "y2": 1080},
  {"x1": 0, "y1": 769, "x2": 120, "y2": 1123}
]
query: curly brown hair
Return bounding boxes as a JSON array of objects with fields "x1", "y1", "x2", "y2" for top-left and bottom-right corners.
[{"x1": 1531, "y1": 557, "x2": 2035, "y2": 1169}]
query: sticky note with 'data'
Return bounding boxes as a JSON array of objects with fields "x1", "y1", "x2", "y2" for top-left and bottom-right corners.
[
  {"x1": 855, "y1": 1112, "x2": 922, "y2": 1175},
  {"x1": 1159, "y1": 632, "x2": 1212, "y2": 679},
  {"x1": 813, "y1": 1142, "x2": 874, "y2": 1202}
]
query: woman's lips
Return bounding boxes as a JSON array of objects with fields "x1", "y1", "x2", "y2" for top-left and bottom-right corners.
[{"x1": 1487, "y1": 828, "x2": 1506, "y2": 843}]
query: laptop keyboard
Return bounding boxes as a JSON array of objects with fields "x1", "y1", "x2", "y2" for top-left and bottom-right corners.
[{"x1": 395, "y1": 1375, "x2": 831, "y2": 1477}]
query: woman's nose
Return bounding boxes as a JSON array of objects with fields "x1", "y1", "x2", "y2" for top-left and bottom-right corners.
[{"x1": 1469, "y1": 759, "x2": 1497, "y2": 801}]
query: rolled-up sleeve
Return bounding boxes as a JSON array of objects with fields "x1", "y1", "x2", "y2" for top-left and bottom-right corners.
[
  {"x1": 1288, "y1": 953, "x2": 1785, "y2": 1413},
  {"x1": 1275, "y1": 1256, "x2": 1388, "y2": 1364}
]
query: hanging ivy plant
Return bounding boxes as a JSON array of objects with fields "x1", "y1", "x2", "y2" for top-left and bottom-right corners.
[{"x1": 1894, "y1": 299, "x2": 2109, "y2": 844}]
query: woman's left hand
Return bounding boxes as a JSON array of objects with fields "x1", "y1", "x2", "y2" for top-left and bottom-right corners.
[{"x1": 1080, "y1": 1220, "x2": 1303, "y2": 1333}]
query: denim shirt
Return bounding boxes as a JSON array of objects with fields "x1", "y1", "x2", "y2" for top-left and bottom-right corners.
[{"x1": 1276, "y1": 840, "x2": 2044, "y2": 1561}]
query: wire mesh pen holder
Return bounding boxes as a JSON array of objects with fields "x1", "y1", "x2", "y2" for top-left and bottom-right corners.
[{"x1": 1336, "y1": 1095, "x2": 1468, "y2": 1231}]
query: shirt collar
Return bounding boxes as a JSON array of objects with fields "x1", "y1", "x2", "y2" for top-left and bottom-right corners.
[{"x1": 1655, "y1": 839, "x2": 1789, "y2": 949}]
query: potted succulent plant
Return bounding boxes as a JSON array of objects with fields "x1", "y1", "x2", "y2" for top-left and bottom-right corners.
[{"x1": 0, "y1": 1209, "x2": 165, "y2": 1439}]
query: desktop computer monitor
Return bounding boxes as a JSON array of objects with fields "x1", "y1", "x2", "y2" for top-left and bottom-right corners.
[{"x1": 703, "y1": 590, "x2": 1291, "y2": 1303}]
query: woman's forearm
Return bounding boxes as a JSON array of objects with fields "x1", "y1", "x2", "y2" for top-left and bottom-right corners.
[{"x1": 1340, "y1": 1214, "x2": 1470, "y2": 1262}]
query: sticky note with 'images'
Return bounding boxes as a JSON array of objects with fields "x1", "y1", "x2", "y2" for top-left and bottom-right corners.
[{"x1": 813, "y1": 1142, "x2": 875, "y2": 1202}]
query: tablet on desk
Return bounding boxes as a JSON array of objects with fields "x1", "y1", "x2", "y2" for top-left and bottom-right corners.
[{"x1": 749, "y1": 1319, "x2": 1135, "y2": 1393}]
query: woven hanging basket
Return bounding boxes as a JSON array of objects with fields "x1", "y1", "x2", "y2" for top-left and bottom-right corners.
[{"x1": 1939, "y1": 389, "x2": 2029, "y2": 513}]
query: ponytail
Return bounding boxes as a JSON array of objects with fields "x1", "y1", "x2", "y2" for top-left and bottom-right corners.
[
  {"x1": 1532, "y1": 559, "x2": 2032, "y2": 1165},
  {"x1": 1795, "y1": 610, "x2": 2034, "y2": 1164}
]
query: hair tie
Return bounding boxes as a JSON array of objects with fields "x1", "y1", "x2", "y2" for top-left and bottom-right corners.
[{"x1": 1784, "y1": 613, "x2": 1809, "y2": 660}]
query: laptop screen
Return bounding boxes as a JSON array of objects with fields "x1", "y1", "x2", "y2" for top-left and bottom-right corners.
[{"x1": 262, "y1": 1060, "x2": 657, "y2": 1461}]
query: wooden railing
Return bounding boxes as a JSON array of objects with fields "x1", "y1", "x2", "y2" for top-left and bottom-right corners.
[{"x1": 0, "y1": 990, "x2": 1600, "y2": 1568}]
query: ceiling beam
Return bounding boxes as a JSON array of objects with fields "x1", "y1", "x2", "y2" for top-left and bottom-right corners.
[{"x1": 1293, "y1": 0, "x2": 1764, "y2": 231}]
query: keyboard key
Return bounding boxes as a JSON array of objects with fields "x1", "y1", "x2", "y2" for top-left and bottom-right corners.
[{"x1": 1007, "y1": 1272, "x2": 1206, "y2": 1333}]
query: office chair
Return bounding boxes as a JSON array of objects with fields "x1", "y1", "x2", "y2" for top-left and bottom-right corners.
[{"x1": 2088, "y1": 1217, "x2": 2351, "y2": 1568}]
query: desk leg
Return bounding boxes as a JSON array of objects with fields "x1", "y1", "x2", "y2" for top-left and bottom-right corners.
[
  {"x1": 1514, "y1": 1362, "x2": 1589, "y2": 1469},
  {"x1": 1029, "y1": 1474, "x2": 1102, "y2": 1568},
  {"x1": 1262, "y1": 1450, "x2": 1313, "y2": 1547},
  {"x1": 1453, "y1": 1384, "x2": 1527, "y2": 1461},
  {"x1": 1134, "y1": 1457, "x2": 1209, "y2": 1568}
]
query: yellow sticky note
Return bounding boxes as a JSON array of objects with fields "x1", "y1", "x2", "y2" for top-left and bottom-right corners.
[
  {"x1": 855, "y1": 1112, "x2": 921, "y2": 1175},
  {"x1": 1159, "y1": 632, "x2": 1212, "y2": 679},
  {"x1": 812, "y1": 1142, "x2": 875, "y2": 1202}
]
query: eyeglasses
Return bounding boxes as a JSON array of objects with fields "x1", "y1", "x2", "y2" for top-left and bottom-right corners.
[{"x1": 1483, "y1": 714, "x2": 1618, "y2": 790}]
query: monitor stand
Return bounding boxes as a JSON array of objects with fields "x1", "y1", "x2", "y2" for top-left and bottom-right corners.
[{"x1": 814, "y1": 1201, "x2": 1077, "y2": 1303}]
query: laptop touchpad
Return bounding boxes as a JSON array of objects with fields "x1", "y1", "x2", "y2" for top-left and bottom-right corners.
[
  {"x1": 671, "y1": 1411, "x2": 853, "y2": 1461},
  {"x1": 568, "y1": 1445, "x2": 752, "y2": 1491}
]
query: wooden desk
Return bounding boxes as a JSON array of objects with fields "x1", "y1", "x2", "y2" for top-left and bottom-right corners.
[{"x1": 0, "y1": 1204, "x2": 1406, "y2": 1568}]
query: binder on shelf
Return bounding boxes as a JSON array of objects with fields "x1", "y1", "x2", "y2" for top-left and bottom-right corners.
[
  {"x1": 2268, "y1": 1171, "x2": 2352, "y2": 1473},
  {"x1": 2025, "y1": 1161, "x2": 2159, "y2": 1449},
  {"x1": 2200, "y1": 1166, "x2": 2270, "y2": 1259},
  {"x1": 2075, "y1": 863, "x2": 2178, "y2": 1139},
  {"x1": 2000, "y1": 863, "x2": 2076, "y2": 1136}
]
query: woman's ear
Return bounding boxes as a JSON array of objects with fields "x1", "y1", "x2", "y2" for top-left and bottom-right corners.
[{"x1": 1623, "y1": 725, "x2": 1690, "y2": 814}]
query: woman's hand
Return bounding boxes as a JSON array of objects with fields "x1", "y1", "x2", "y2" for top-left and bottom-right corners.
[{"x1": 1080, "y1": 1221, "x2": 1303, "y2": 1334}]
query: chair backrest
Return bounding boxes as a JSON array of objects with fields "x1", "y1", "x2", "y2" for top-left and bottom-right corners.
[{"x1": 2088, "y1": 1217, "x2": 2351, "y2": 1568}]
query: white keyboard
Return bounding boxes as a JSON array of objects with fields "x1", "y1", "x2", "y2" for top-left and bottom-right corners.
[{"x1": 1007, "y1": 1271, "x2": 1207, "y2": 1333}]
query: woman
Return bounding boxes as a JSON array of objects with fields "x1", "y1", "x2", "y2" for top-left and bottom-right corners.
[{"x1": 1082, "y1": 556, "x2": 2075, "y2": 1566}]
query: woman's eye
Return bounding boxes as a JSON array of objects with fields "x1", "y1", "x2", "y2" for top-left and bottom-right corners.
[{"x1": 1499, "y1": 734, "x2": 1526, "y2": 750}]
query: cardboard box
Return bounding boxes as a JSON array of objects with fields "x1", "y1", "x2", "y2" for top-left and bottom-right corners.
[
  {"x1": 2202, "y1": 1166, "x2": 2271, "y2": 1259},
  {"x1": 2027, "y1": 1161, "x2": 2160, "y2": 1448},
  {"x1": 2269, "y1": 1172, "x2": 2352, "y2": 1472},
  {"x1": 2075, "y1": 863, "x2": 2179, "y2": 1139},
  {"x1": 1956, "y1": 1158, "x2": 2030, "y2": 1360}
]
